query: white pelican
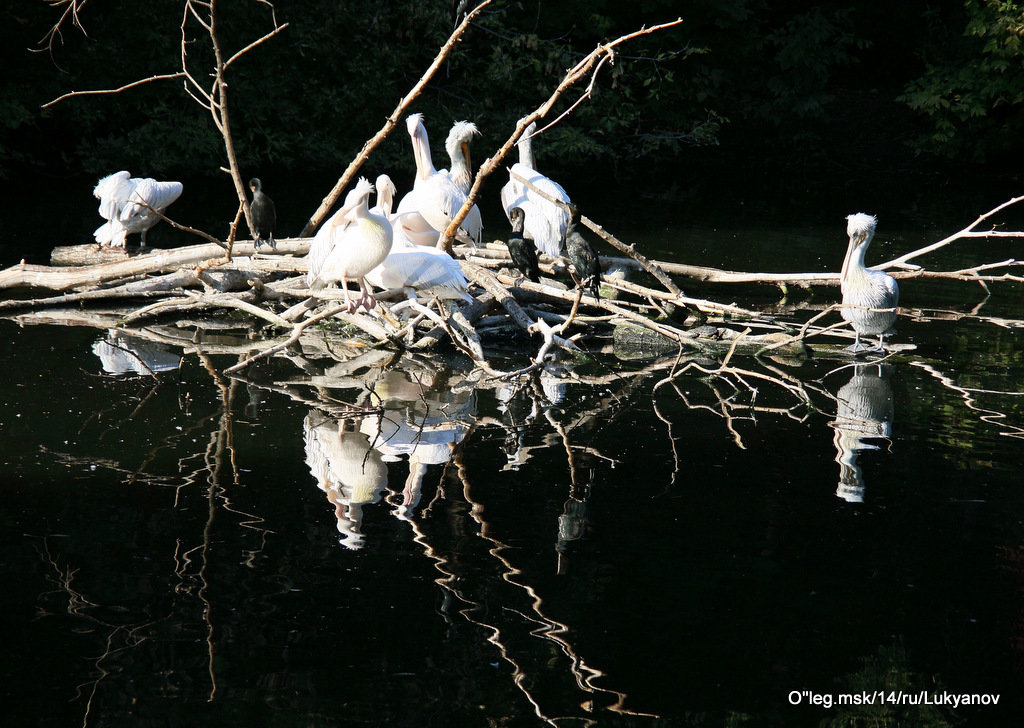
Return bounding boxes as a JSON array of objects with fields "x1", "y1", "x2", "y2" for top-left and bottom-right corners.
[
  {"x1": 365, "y1": 174, "x2": 473, "y2": 303},
  {"x1": 306, "y1": 177, "x2": 393, "y2": 313},
  {"x1": 249, "y1": 177, "x2": 276, "y2": 248},
  {"x1": 564, "y1": 205, "x2": 601, "y2": 298},
  {"x1": 832, "y1": 364, "x2": 894, "y2": 502},
  {"x1": 304, "y1": 413, "x2": 388, "y2": 550},
  {"x1": 93, "y1": 171, "x2": 183, "y2": 248},
  {"x1": 92, "y1": 330, "x2": 182, "y2": 376},
  {"x1": 500, "y1": 121, "x2": 571, "y2": 258},
  {"x1": 840, "y1": 213, "x2": 899, "y2": 352},
  {"x1": 394, "y1": 114, "x2": 483, "y2": 247}
]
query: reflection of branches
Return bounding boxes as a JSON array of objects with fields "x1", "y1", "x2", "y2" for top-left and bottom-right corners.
[
  {"x1": 450, "y1": 448, "x2": 653, "y2": 720},
  {"x1": 35, "y1": 539, "x2": 160, "y2": 728},
  {"x1": 653, "y1": 332, "x2": 821, "y2": 449},
  {"x1": 910, "y1": 361, "x2": 1024, "y2": 440}
]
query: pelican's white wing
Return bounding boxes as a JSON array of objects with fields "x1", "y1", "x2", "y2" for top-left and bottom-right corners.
[
  {"x1": 391, "y1": 208, "x2": 440, "y2": 247},
  {"x1": 94, "y1": 171, "x2": 133, "y2": 221},
  {"x1": 501, "y1": 162, "x2": 570, "y2": 258},
  {"x1": 120, "y1": 178, "x2": 183, "y2": 235},
  {"x1": 365, "y1": 244, "x2": 472, "y2": 302},
  {"x1": 419, "y1": 171, "x2": 482, "y2": 245},
  {"x1": 306, "y1": 183, "x2": 368, "y2": 286},
  {"x1": 93, "y1": 220, "x2": 126, "y2": 247},
  {"x1": 125, "y1": 179, "x2": 183, "y2": 217}
]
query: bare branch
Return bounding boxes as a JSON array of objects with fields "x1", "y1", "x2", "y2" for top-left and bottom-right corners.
[
  {"x1": 34, "y1": 0, "x2": 91, "y2": 56},
  {"x1": 878, "y1": 195, "x2": 1024, "y2": 270},
  {"x1": 224, "y1": 22, "x2": 289, "y2": 68},
  {"x1": 42, "y1": 72, "x2": 187, "y2": 109}
]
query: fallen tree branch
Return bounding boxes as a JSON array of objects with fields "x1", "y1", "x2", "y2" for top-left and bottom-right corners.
[
  {"x1": 0, "y1": 239, "x2": 309, "y2": 292},
  {"x1": 462, "y1": 262, "x2": 582, "y2": 359}
]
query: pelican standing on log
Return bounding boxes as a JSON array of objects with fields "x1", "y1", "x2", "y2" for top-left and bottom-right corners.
[
  {"x1": 306, "y1": 177, "x2": 393, "y2": 313},
  {"x1": 93, "y1": 171, "x2": 183, "y2": 248},
  {"x1": 394, "y1": 114, "x2": 483, "y2": 247},
  {"x1": 840, "y1": 213, "x2": 899, "y2": 352},
  {"x1": 500, "y1": 121, "x2": 571, "y2": 258},
  {"x1": 249, "y1": 177, "x2": 276, "y2": 248}
]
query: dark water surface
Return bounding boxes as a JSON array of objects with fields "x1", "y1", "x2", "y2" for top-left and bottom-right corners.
[{"x1": 2, "y1": 173, "x2": 1024, "y2": 726}]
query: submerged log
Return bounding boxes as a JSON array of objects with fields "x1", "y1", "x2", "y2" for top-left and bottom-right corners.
[{"x1": 612, "y1": 321, "x2": 814, "y2": 361}]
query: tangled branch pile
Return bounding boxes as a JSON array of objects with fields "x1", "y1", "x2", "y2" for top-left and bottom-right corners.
[{"x1": 4, "y1": 1, "x2": 1024, "y2": 382}]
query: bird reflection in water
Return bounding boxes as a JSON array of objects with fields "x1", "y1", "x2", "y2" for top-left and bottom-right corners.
[
  {"x1": 360, "y1": 372, "x2": 474, "y2": 520},
  {"x1": 830, "y1": 364, "x2": 895, "y2": 502},
  {"x1": 304, "y1": 412, "x2": 389, "y2": 550},
  {"x1": 302, "y1": 366, "x2": 475, "y2": 546},
  {"x1": 92, "y1": 330, "x2": 182, "y2": 376}
]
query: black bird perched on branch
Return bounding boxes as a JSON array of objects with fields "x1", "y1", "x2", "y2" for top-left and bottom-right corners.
[
  {"x1": 507, "y1": 207, "x2": 540, "y2": 283},
  {"x1": 249, "y1": 177, "x2": 276, "y2": 248},
  {"x1": 565, "y1": 205, "x2": 601, "y2": 298}
]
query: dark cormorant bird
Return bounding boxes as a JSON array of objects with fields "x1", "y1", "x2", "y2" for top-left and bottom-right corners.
[
  {"x1": 564, "y1": 205, "x2": 601, "y2": 298},
  {"x1": 249, "y1": 177, "x2": 277, "y2": 249},
  {"x1": 506, "y1": 207, "x2": 540, "y2": 283}
]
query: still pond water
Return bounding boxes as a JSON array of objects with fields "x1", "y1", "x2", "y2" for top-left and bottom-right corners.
[{"x1": 1, "y1": 173, "x2": 1024, "y2": 726}]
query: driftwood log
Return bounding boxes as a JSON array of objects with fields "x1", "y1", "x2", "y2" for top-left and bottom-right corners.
[{"x1": 5, "y1": 188, "x2": 1024, "y2": 378}]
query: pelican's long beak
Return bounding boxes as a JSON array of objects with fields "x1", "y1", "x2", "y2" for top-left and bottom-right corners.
[
  {"x1": 412, "y1": 124, "x2": 431, "y2": 181},
  {"x1": 461, "y1": 142, "x2": 471, "y2": 171},
  {"x1": 839, "y1": 234, "x2": 858, "y2": 290}
]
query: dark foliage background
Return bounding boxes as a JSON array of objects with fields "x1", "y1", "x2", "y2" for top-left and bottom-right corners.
[{"x1": 2, "y1": 0, "x2": 1023, "y2": 185}]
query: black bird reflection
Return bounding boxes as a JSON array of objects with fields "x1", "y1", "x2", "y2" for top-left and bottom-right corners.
[{"x1": 830, "y1": 364, "x2": 895, "y2": 502}]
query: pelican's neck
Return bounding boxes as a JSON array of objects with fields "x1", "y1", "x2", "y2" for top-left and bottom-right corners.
[
  {"x1": 449, "y1": 142, "x2": 473, "y2": 192},
  {"x1": 350, "y1": 196, "x2": 370, "y2": 220},
  {"x1": 376, "y1": 184, "x2": 394, "y2": 218},
  {"x1": 517, "y1": 131, "x2": 536, "y2": 168},
  {"x1": 361, "y1": 203, "x2": 394, "y2": 250}
]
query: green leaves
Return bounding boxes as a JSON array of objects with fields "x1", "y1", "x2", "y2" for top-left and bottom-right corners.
[{"x1": 899, "y1": 0, "x2": 1024, "y2": 160}]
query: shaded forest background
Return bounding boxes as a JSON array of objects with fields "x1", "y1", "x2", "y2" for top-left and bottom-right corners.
[{"x1": 2, "y1": 0, "x2": 1023, "y2": 192}]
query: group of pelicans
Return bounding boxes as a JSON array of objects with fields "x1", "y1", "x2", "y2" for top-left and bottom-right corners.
[{"x1": 91, "y1": 114, "x2": 898, "y2": 354}]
